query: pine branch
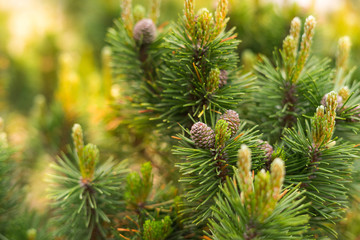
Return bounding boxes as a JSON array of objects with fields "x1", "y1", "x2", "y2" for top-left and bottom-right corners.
[
  {"x1": 174, "y1": 110, "x2": 264, "y2": 226},
  {"x1": 282, "y1": 104, "x2": 358, "y2": 237},
  {"x1": 0, "y1": 125, "x2": 18, "y2": 234},
  {"x1": 107, "y1": 3, "x2": 168, "y2": 130},
  {"x1": 157, "y1": 8, "x2": 254, "y2": 128},
  {"x1": 117, "y1": 162, "x2": 191, "y2": 240},
  {"x1": 48, "y1": 124, "x2": 128, "y2": 239},
  {"x1": 321, "y1": 36, "x2": 360, "y2": 141},
  {"x1": 208, "y1": 149, "x2": 309, "y2": 239},
  {"x1": 252, "y1": 16, "x2": 334, "y2": 143}
]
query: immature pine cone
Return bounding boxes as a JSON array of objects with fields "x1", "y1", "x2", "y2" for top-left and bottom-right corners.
[
  {"x1": 190, "y1": 122, "x2": 215, "y2": 149},
  {"x1": 321, "y1": 93, "x2": 343, "y2": 110},
  {"x1": 258, "y1": 140, "x2": 273, "y2": 162},
  {"x1": 219, "y1": 110, "x2": 240, "y2": 137},
  {"x1": 133, "y1": 18, "x2": 156, "y2": 44},
  {"x1": 219, "y1": 70, "x2": 228, "y2": 88}
]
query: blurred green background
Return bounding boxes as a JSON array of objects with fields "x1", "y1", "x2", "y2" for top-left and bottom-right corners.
[{"x1": 1, "y1": 0, "x2": 360, "y2": 238}]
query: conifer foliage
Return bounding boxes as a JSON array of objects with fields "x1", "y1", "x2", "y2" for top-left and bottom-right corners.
[
  {"x1": 174, "y1": 110, "x2": 264, "y2": 225},
  {"x1": 48, "y1": 124, "x2": 128, "y2": 239},
  {"x1": 283, "y1": 92, "x2": 357, "y2": 237},
  {"x1": 157, "y1": 0, "x2": 253, "y2": 128},
  {"x1": 2, "y1": 0, "x2": 360, "y2": 239},
  {"x1": 108, "y1": 0, "x2": 254, "y2": 130},
  {"x1": 249, "y1": 13, "x2": 360, "y2": 239},
  {"x1": 107, "y1": 0, "x2": 165, "y2": 129},
  {"x1": 0, "y1": 118, "x2": 18, "y2": 235},
  {"x1": 252, "y1": 16, "x2": 331, "y2": 142},
  {"x1": 209, "y1": 146, "x2": 309, "y2": 239},
  {"x1": 105, "y1": 0, "x2": 360, "y2": 239}
]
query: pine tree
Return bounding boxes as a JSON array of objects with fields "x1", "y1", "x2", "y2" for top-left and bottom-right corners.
[
  {"x1": 76, "y1": 0, "x2": 360, "y2": 238},
  {"x1": 2, "y1": 0, "x2": 360, "y2": 239}
]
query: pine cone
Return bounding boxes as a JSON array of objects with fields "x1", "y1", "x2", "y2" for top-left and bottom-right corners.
[
  {"x1": 219, "y1": 110, "x2": 240, "y2": 137},
  {"x1": 258, "y1": 140, "x2": 273, "y2": 162},
  {"x1": 133, "y1": 18, "x2": 156, "y2": 45},
  {"x1": 321, "y1": 93, "x2": 343, "y2": 110},
  {"x1": 190, "y1": 122, "x2": 215, "y2": 149},
  {"x1": 219, "y1": 70, "x2": 228, "y2": 88}
]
